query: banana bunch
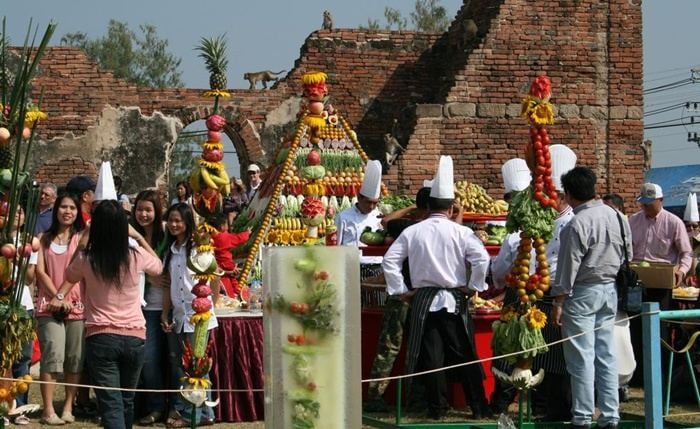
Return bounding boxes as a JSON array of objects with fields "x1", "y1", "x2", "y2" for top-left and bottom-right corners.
[
  {"x1": 190, "y1": 165, "x2": 231, "y2": 196},
  {"x1": 274, "y1": 218, "x2": 304, "y2": 230},
  {"x1": 454, "y1": 180, "x2": 508, "y2": 215}
]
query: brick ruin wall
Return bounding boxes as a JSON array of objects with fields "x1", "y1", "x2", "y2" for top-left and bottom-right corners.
[{"x1": 26, "y1": 0, "x2": 643, "y2": 206}]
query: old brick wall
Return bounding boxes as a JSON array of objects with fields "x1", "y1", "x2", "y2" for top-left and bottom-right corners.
[
  {"x1": 26, "y1": 0, "x2": 643, "y2": 205},
  {"x1": 389, "y1": 0, "x2": 644, "y2": 205}
]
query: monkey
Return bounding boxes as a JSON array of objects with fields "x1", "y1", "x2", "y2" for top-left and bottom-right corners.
[
  {"x1": 322, "y1": 10, "x2": 334, "y2": 31},
  {"x1": 243, "y1": 70, "x2": 287, "y2": 90},
  {"x1": 459, "y1": 18, "x2": 479, "y2": 51},
  {"x1": 384, "y1": 133, "x2": 406, "y2": 167}
]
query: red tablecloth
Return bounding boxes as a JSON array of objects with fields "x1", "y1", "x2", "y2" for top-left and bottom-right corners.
[
  {"x1": 210, "y1": 314, "x2": 264, "y2": 423},
  {"x1": 361, "y1": 308, "x2": 497, "y2": 407}
]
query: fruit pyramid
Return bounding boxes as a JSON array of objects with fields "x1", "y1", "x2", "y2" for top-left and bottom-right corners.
[{"x1": 233, "y1": 71, "x2": 378, "y2": 286}]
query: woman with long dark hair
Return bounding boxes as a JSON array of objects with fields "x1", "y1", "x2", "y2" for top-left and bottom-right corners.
[
  {"x1": 161, "y1": 203, "x2": 218, "y2": 427},
  {"x1": 130, "y1": 190, "x2": 168, "y2": 425},
  {"x1": 49, "y1": 200, "x2": 162, "y2": 429},
  {"x1": 35, "y1": 192, "x2": 86, "y2": 425}
]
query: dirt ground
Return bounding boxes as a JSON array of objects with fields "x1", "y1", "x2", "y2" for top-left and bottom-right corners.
[{"x1": 7, "y1": 372, "x2": 700, "y2": 428}]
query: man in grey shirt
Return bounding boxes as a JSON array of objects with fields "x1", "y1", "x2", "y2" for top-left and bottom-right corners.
[{"x1": 551, "y1": 167, "x2": 632, "y2": 429}]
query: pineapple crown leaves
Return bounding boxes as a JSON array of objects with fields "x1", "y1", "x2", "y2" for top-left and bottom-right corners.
[{"x1": 194, "y1": 34, "x2": 229, "y2": 73}]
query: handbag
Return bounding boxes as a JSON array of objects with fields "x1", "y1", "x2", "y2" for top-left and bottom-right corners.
[{"x1": 615, "y1": 211, "x2": 643, "y2": 313}]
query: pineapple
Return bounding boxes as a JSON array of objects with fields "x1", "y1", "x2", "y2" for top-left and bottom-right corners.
[{"x1": 195, "y1": 35, "x2": 229, "y2": 91}]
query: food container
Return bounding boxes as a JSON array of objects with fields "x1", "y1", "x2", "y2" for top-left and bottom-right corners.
[{"x1": 629, "y1": 261, "x2": 676, "y2": 289}]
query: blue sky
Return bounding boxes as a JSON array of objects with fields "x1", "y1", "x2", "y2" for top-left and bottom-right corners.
[{"x1": 4, "y1": 0, "x2": 700, "y2": 169}]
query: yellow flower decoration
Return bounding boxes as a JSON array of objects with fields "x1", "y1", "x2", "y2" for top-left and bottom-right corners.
[
  {"x1": 203, "y1": 90, "x2": 231, "y2": 98},
  {"x1": 304, "y1": 114, "x2": 327, "y2": 130},
  {"x1": 182, "y1": 376, "x2": 211, "y2": 389},
  {"x1": 266, "y1": 230, "x2": 279, "y2": 244},
  {"x1": 190, "y1": 311, "x2": 212, "y2": 325},
  {"x1": 24, "y1": 110, "x2": 47, "y2": 127},
  {"x1": 203, "y1": 142, "x2": 224, "y2": 151},
  {"x1": 291, "y1": 230, "x2": 305, "y2": 245},
  {"x1": 525, "y1": 307, "x2": 547, "y2": 330},
  {"x1": 198, "y1": 159, "x2": 225, "y2": 171},
  {"x1": 279, "y1": 230, "x2": 291, "y2": 245},
  {"x1": 521, "y1": 96, "x2": 554, "y2": 126},
  {"x1": 193, "y1": 273, "x2": 217, "y2": 282},
  {"x1": 302, "y1": 71, "x2": 327, "y2": 85},
  {"x1": 196, "y1": 244, "x2": 214, "y2": 253}
]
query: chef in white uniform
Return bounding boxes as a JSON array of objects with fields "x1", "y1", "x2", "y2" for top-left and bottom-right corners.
[{"x1": 335, "y1": 160, "x2": 383, "y2": 266}]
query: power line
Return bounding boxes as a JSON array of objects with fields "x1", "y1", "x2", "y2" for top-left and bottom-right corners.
[
  {"x1": 644, "y1": 102, "x2": 686, "y2": 117},
  {"x1": 644, "y1": 78, "x2": 692, "y2": 95}
]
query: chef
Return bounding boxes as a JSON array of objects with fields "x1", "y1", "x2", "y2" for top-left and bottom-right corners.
[
  {"x1": 335, "y1": 160, "x2": 384, "y2": 272},
  {"x1": 383, "y1": 156, "x2": 491, "y2": 420}
]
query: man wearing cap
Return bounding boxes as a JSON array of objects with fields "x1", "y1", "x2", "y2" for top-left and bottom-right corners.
[
  {"x1": 628, "y1": 183, "x2": 692, "y2": 386},
  {"x1": 383, "y1": 156, "x2": 491, "y2": 420},
  {"x1": 66, "y1": 175, "x2": 96, "y2": 224},
  {"x1": 246, "y1": 164, "x2": 262, "y2": 201},
  {"x1": 335, "y1": 160, "x2": 383, "y2": 270},
  {"x1": 630, "y1": 183, "x2": 692, "y2": 287}
]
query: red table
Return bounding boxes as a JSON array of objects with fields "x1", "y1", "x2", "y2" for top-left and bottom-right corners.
[
  {"x1": 210, "y1": 314, "x2": 264, "y2": 423},
  {"x1": 361, "y1": 308, "x2": 498, "y2": 408}
]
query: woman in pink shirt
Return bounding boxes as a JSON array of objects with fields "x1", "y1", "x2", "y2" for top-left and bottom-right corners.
[
  {"x1": 35, "y1": 192, "x2": 86, "y2": 425},
  {"x1": 49, "y1": 200, "x2": 163, "y2": 429}
]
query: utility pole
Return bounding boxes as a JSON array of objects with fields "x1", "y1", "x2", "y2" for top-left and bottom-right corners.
[{"x1": 687, "y1": 101, "x2": 700, "y2": 148}]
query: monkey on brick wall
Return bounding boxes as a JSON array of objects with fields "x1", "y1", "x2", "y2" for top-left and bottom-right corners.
[
  {"x1": 243, "y1": 70, "x2": 287, "y2": 90},
  {"x1": 322, "y1": 10, "x2": 333, "y2": 31}
]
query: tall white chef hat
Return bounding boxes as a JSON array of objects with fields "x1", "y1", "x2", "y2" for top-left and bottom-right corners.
[
  {"x1": 501, "y1": 158, "x2": 531, "y2": 193},
  {"x1": 429, "y1": 155, "x2": 455, "y2": 199},
  {"x1": 359, "y1": 160, "x2": 382, "y2": 199},
  {"x1": 423, "y1": 179, "x2": 434, "y2": 188},
  {"x1": 684, "y1": 193, "x2": 699, "y2": 222},
  {"x1": 549, "y1": 144, "x2": 577, "y2": 192},
  {"x1": 94, "y1": 161, "x2": 118, "y2": 202}
]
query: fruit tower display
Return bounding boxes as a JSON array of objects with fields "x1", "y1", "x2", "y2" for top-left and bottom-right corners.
[
  {"x1": 492, "y1": 76, "x2": 560, "y2": 390},
  {"x1": 233, "y1": 71, "x2": 374, "y2": 287},
  {"x1": 176, "y1": 34, "x2": 234, "y2": 424},
  {"x1": 0, "y1": 20, "x2": 56, "y2": 424}
]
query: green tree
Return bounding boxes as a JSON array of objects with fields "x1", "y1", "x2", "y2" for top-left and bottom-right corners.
[
  {"x1": 361, "y1": 0, "x2": 449, "y2": 33},
  {"x1": 61, "y1": 20, "x2": 184, "y2": 88}
]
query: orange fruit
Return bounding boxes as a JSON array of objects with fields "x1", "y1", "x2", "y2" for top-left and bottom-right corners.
[
  {"x1": 22, "y1": 374, "x2": 32, "y2": 382},
  {"x1": 0, "y1": 388, "x2": 8, "y2": 400},
  {"x1": 517, "y1": 288, "x2": 527, "y2": 297},
  {"x1": 520, "y1": 295, "x2": 530, "y2": 304},
  {"x1": 534, "y1": 289, "x2": 544, "y2": 299},
  {"x1": 15, "y1": 382, "x2": 28, "y2": 394}
]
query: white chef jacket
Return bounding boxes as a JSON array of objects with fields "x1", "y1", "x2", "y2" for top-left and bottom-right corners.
[
  {"x1": 168, "y1": 242, "x2": 218, "y2": 333},
  {"x1": 383, "y1": 214, "x2": 490, "y2": 312},
  {"x1": 490, "y1": 231, "x2": 534, "y2": 290},
  {"x1": 335, "y1": 204, "x2": 383, "y2": 264},
  {"x1": 546, "y1": 205, "x2": 574, "y2": 280}
]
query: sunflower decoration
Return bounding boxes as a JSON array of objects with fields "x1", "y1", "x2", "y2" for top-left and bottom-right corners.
[
  {"x1": 290, "y1": 230, "x2": 306, "y2": 245},
  {"x1": 266, "y1": 230, "x2": 279, "y2": 245},
  {"x1": 520, "y1": 75, "x2": 554, "y2": 127},
  {"x1": 525, "y1": 306, "x2": 547, "y2": 330}
]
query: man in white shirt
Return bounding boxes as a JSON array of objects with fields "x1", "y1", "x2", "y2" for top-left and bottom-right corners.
[
  {"x1": 383, "y1": 156, "x2": 491, "y2": 420},
  {"x1": 335, "y1": 160, "x2": 383, "y2": 271}
]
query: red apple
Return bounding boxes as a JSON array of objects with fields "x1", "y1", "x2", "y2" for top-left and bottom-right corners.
[
  {"x1": 23, "y1": 243, "x2": 32, "y2": 257},
  {"x1": 308, "y1": 101, "x2": 324, "y2": 115},
  {"x1": 1, "y1": 243, "x2": 16, "y2": 259},
  {"x1": 202, "y1": 149, "x2": 223, "y2": 162},
  {"x1": 307, "y1": 150, "x2": 321, "y2": 166},
  {"x1": 207, "y1": 130, "x2": 222, "y2": 142}
]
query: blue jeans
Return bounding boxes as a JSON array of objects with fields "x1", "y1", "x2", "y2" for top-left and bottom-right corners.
[
  {"x1": 140, "y1": 310, "x2": 167, "y2": 415},
  {"x1": 562, "y1": 283, "x2": 619, "y2": 427},
  {"x1": 12, "y1": 311, "x2": 33, "y2": 406},
  {"x1": 86, "y1": 334, "x2": 145, "y2": 429},
  {"x1": 166, "y1": 331, "x2": 214, "y2": 423}
]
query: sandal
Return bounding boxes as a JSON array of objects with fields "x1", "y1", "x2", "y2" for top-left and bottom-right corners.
[
  {"x1": 60, "y1": 412, "x2": 75, "y2": 423},
  {"x1": 139, "y1": 411, "x2": 162, "y2": 426},
  {"x1": 40, "y1": 414, "x2": 65, "y2": 425},
  {"x1": 13, "y1": 415, "x2": 30, "y2": 425}
]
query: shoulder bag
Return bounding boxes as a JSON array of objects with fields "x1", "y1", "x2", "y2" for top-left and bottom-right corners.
[{"x1": 615, "y1": 211, "x2": 643, "y2": 313}]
